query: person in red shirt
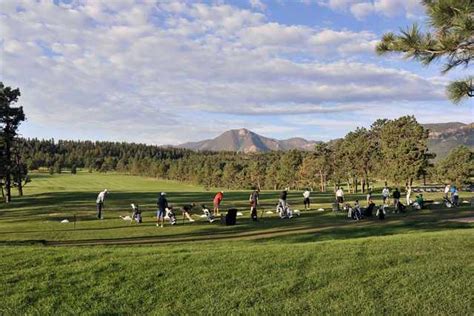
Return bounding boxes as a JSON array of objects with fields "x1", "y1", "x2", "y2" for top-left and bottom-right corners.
[{"x1": 213, "y1": 191, "x2": 224, "y2": 216}]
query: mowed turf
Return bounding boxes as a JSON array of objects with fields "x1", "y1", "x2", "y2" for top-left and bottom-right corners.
[
  {"x1": 0, "y1": 172, "x2": 473, "y2": 314},
  {"x1": 1, "y1": 171, "x2": 472, "y2": 243},
  {"x1": 1, "y1": 230, "x2": 473, "y2": 315}
]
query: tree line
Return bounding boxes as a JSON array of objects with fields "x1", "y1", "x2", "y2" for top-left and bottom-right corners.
[
  {"x1": 2, "y1": 82, "x2": 472, "y2": 202},
  {"x1": 14, "y1": 117, "x2": 473, "y2": 191}
]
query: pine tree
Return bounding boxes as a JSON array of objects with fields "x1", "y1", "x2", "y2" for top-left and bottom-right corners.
[
  {"x1": 437, "y1": 145, "x2": 473, "y2": 185},
  {"x1": 0, "y1": 83, "x2": 25, "y2": 202},
  {"x1": 376, "y1": 0, "x2": 473, "y2": 103}
]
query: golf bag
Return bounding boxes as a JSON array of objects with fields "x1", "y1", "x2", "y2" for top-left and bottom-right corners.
[
  {"x1": 201, "y1": 205, "x2": 216, "y2": 223},
  {"x1": 396, "y1": 201, "x2": 406, "y2": 213},
  {"x1": 451, "y1": 195, "x2": 459, "y2": 206},
  {"x1": 376, "y1": 206, "x2": 386, "y2": 220},
  {"x1": 443, "y1": 197, "x2": 453, "y2": 208},
  {"x1": 348, "y1": 207, "x2": 361, "y2": 220},
  {"x1": 364, "y1": 203, "x2": 375, "y2": 217},
  {"x1": 250, "y1": 206, "x2": 258, "y2": 221},
  {"x1": 225, "y1": 208, "x2": 237, "y2": 225},
  {"x1": 276, "y1": 201, "x2": 293, "y2": 219},
  {"x1": 166, "y1": 208, "x2": 177, "y2": 225},
  {"x1": 131, "y1": 204, "x2": 142, "y2": 223}
]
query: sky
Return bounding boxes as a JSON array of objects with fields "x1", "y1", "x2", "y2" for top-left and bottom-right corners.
[{"x1": 1, "y1": 0, "x2": 472, "y2": 145}]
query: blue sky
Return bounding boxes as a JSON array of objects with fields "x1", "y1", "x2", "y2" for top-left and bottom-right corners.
[{"x1": 1, "y1": 0, "x2": 472, "y2": 144}]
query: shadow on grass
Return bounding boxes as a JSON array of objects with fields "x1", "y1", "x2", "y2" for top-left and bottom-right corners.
[{"x1": 256, "y1": 219, "x2": 474, "y2": 244}]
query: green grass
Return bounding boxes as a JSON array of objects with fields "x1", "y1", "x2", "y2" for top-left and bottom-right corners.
[
  {"x1": 0, "y1": 172, "x2": 473, "y2": 314},
  {"x1": 1, "y1": 230, "x2": 473, "y2": 315}
]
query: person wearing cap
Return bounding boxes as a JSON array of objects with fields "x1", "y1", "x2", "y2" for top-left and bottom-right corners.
[
  {"x1": 96, "y1": 189, "x2": 108, "y2": 219},
  {"x1": 157, "y1": 192, "x2": 168, "y2": 228},
  {"x1": 213, "y1": 191, "x2": 224, "y2": 216}
]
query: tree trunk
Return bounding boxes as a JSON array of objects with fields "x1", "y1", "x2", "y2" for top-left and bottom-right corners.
[
  {"x1": 355, "y1": 177, "x2": 358, "y2": 194},
  {"x1": 5, "y1": 173, "x2": 11, "y2": 203},
  {"x1": 16, "y1": 153, "x2": 23, "y2": 197},
  {"x1": 5, "y1": 135, "x2": 11, "y2": 203},
  {"x1": 362, "y1": 178, "x2": 366, "y2": 193},
  {"x1": 319, "y1": 170, "x2": 324, "y2": 192}
]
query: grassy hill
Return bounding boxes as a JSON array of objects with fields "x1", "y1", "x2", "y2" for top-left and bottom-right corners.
[{"x1": 0, "y1": 172, "x2": 473, "y2": 314}]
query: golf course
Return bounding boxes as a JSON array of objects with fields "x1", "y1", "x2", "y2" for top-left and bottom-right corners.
[{"x1": 1, "y1": 172, "x2": 473, "y2": 315}]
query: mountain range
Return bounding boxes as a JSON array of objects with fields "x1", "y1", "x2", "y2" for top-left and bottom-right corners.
[
  {"x1": 424, "y1": 122, "x2": 473, "y2": 160},
  {"x1": 178, "y1": 128, "x2": 319, "y2": 153},
  {"x1": 178, "y1": 123, "x2": 473, "y2": 159}
]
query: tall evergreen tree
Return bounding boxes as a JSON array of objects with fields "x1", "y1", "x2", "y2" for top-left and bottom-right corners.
[
  {"x1": 0, "y1": 83, "x2": 26, "y2": 203},
  {"x1": 376, "y1": 0, "x2": 473, "y2": 103},
  {"x1": 379, "y1": 116, "x2": 430, "y2": 186},
  {"x1": 437, "y1": 145, "x2": 473, "y2": 185}
]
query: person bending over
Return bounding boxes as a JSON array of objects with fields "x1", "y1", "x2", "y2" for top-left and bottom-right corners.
[{"x1": 182, "y1": 203, "x2": 196, "y2": 222}]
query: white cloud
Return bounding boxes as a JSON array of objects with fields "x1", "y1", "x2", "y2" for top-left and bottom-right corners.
[
  {"x1": 0, "y1": 0, "x2": 446, "y2": 144},
  {"x1": 249, "y1": 0, "x2": 266, "y2": 11},
  {"x1": 318, "y1": 0, "x2": 424, "y2": 20}
]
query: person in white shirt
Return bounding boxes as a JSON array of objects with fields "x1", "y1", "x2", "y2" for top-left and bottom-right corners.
[
  {"x1": 336, "y1": 187, "x2": 344, "y2": 204},
  {"x1": 444, "y1": 184, "x2": 450, "y2": 199},
  {"x1": 303, "y1": 189, "x2": 311, "y2": 210},
  {"x1": 382, "y1": 187, "x2": 389, "y2": 205},
  {"x1": 96, "y1": 189, "x2": 108, "y2": 219}
]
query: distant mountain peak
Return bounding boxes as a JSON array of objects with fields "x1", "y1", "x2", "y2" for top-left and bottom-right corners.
[
  {"x1": 178, "y1": 128, "x2": 319, "y2": 152},
  {"x1": 422, "y1": 122, "x2": 473, "y2": 160}
]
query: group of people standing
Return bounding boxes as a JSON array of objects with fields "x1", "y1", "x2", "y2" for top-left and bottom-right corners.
[{"x1": 95, "y1": 183, "x2": 462, "y2": 226}]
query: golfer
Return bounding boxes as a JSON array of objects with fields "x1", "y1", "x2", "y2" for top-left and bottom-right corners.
[
  {"x1": 336, "y1": 187, "x2": 344, "y2": 204},
  {"x1": 382, "y1": 186, "x2": 390, "y2": 205},
  {"x1": 279, "y1": 188, "x2": 288, "y2": 210},
  {"x1": 182, "y1": 203, "x2": 196, "y2": 222},
  {"x1": 250, "y1": 188, "x2": 260, "y2": 221},
  {"x1": 157, "y1": 192, "x2": 168, "y2": 228},
  {"x1": 213, "y1": 191, "x2": 224, "y2": 216},
  {"x1": 303, "y1": 189, "x2": 311, "y2": 210},
  {"x1": 96, "y1": 189, "x2": 108, "y2": 219}
]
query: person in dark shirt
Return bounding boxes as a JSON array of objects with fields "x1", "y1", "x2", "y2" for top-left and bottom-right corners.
[
  {"x1": 182, "y1": 203, "x2": 196, "y2": 222},
  {"x1": 365, "y1": 200, "x2": 375, "y2": 217},
  {"x1": 393, "y1": 188, "x2": 401, "y2": 209},
  {"x1": 279, "y1": 189, "x2": 288, "y2": 209},
  {"x1": 157, "y1": 192, "x2": 168, "y2": 227}
]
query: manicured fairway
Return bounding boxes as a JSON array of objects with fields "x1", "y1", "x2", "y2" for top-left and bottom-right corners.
[
  {"x1": 1, "y1": 230, "x2": 473, "y2": 315},
  {"x1": 0, "y1": 172, "x2": 473, "y2": 315}
]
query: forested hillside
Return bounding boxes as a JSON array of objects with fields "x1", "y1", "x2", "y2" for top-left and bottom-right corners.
[{"x1": 13, "y1": 116, "x2": 471, "y2": 191}]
